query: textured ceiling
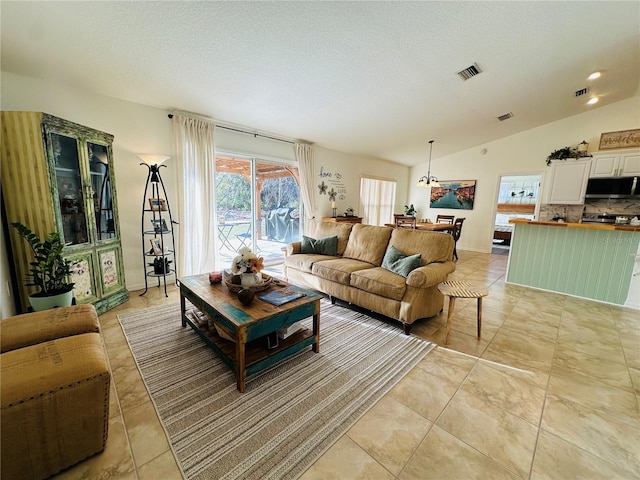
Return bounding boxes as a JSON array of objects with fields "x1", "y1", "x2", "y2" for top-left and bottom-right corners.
[{"x1": 2, "y1": 1, "x2": 639, "y2": 165}]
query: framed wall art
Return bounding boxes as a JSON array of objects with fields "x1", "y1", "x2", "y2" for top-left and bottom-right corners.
[{"x1": 430, "y1": 180, "x2": 476, "y2": 210}]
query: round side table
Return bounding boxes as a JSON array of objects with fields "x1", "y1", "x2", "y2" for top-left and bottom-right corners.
[{"x1": 437, "y1": 281, "x2": 488, "y2": 345}]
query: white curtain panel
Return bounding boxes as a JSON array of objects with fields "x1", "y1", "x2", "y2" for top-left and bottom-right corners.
[
  {"x1": 295, "y1": 143, "x2": 316, "y2": 234},
  {"x1": 172, "y1": 114, "x2": 217, "y2": 276},
  {"x1": 360, "y1": 177, "x2": 396, "y2": 226}
]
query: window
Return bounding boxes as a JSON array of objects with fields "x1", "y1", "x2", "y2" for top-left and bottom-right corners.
[{"x1": 360, "y1": 177, "x2": 396, "y2": 226}]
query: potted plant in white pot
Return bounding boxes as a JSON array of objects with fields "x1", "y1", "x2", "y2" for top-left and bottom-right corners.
[
  {"x1": 404, "y1": 204, "x2": 416, "y2": 216},
  {"x1": 11, "y1": 222, "x2": 75, "y2": 311}
]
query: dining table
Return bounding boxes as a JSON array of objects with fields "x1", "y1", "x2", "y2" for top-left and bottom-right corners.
[
  {"x1": 385, "y1": 222, "x2": 454, "y2": 233},
  {"x1": 416, "y1": 222, "x2": 455, "y2": 233}
]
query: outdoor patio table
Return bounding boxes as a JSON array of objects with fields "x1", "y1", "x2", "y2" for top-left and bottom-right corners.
[{"x1": 218, "y1": 221, "x2": 250, "y2": 252}]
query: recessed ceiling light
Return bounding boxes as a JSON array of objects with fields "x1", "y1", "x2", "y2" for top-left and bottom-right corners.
[
  {"x1": 587, "y1": 97, "x2": 599, "y2": 105},
  {"x1": 588, "y1": 71, "x2": 601, "y2": 80}
]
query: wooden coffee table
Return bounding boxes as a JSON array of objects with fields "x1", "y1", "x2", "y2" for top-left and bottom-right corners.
[{"x1": 178, "y1": 274, "x2": 322, "y2": 392}]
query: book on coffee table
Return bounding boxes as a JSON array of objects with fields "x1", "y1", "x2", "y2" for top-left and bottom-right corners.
[{"x1": 259, "y1": 289, "x2": 305, "y2": 306}]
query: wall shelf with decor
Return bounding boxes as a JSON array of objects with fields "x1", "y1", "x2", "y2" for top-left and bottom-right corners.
[{"x1": 139, "y1": 158, "x2": 177, "y2": 297}]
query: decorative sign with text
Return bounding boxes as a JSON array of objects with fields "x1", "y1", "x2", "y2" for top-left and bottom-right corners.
[
  {"x1": 598, "y1": 129, "x2": 640, "y2": 150},
  {"x1": 318, "y1": 166, "x2": 347, "y2": 201}
]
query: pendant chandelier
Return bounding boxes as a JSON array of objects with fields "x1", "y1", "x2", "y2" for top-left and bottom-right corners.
[{"x1": 416, "y1": 140, "x2": 439, "y2": 187}]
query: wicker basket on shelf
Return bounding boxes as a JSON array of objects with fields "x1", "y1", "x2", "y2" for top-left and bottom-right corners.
[{"x1": 222, "y1": 270, "x2": 273, "y2": 293}]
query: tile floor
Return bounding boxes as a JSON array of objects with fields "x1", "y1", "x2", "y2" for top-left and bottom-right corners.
[{"x1": 52, "y1": 250, "x2": 639, "y2": 479}]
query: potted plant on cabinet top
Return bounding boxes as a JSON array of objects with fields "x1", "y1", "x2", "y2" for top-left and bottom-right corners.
[
  {"x1": 404, "y1": 204, "x2": 416, "y2": 216},
  {"x1": 11, "y1": 222, "x2": 75, "y2": 311},
  {"x1": 546, "y1": 146, "x2": 578, "y2": 166}
]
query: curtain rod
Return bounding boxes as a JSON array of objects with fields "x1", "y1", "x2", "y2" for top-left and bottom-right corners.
[{"x1": 167, "y1": 114, "x2": 294, "y2": 145}]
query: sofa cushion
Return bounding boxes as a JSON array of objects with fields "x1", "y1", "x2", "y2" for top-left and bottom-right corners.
[
  {"x1": 342, "y1": 224, "x2": 392, "y2": 266},
  {"x1": 286, "y1": 253, "x2": 339, "y2": 273},
  {"x1": 381, "y1": 245, "x2": 422, "y2": 277},
  {"x1": 350, "y1": 267, "x2": 407, "y2": 301},
  {"x1": 301, "y1": 235, "x2": 338, "y2": 256},
  {"x1": 312, "y1": 258, "x2": 374, "y2": 285},
  {"x1": 310, "y1": 221, "x2": 354, "y2": 256},
  {"x1": 389, "y1": 228, "x2": 454, "y2": 264}
]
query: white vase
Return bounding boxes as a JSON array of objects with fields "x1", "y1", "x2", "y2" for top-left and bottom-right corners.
[
  {"x1": 29, "y1": 290, "x2": 74, "y2": 312},
  {"x1": 240, "y1": 273, "x2": 258, "y2": 287}
]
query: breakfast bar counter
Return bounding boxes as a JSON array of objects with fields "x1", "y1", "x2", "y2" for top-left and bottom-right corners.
[
  {"x1": 506, "y1": 219, "x2": 640, "y2": 308},
  {"x1": 508, "y1": 218, "x2": 640, "y2": 232}
]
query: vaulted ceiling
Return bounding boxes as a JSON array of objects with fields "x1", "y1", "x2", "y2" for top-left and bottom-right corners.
[{"x1": 2, "y1": 1, "x2": 639, "y2": 166}]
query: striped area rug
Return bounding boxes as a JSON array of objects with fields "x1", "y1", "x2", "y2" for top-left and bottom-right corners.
[{"x1": 118, "y1": 299, "x2": 435, "y2": 480}]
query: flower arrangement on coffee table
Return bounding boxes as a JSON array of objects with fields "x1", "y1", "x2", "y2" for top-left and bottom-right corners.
[
  {"x1": 231, "y1": 246, "x2": 264, "y2": 276},
  {"x1": 225, "y1": 247, "x2": 272, "y2": 298}
]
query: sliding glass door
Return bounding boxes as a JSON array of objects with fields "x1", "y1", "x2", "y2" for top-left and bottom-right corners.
[{"x1": 215, "y1": 155, "x2": 300, "y2": 267}]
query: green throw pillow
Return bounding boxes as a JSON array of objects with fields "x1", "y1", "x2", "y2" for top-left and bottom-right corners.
[
  {"x1": 381, "y1": 245, "x2": 422, "y2": 277},
  {"x1": 301, "y1": 235, "x2": 338, "y2": 256}
]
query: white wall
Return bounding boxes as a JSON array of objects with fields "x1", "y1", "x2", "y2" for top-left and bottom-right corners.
[
  {"x1": 0, "y1": 71, "x2": 409, "y2": 299},
  {"x1": 313, "y1": 147, "x2": 409, "y2": 220},
  {"x1": 408, "y1": 97, "x2": 640, "y2": 253}
]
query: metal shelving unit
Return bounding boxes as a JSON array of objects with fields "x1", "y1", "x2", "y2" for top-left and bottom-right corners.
[{"x1": 140, "y1": 161, "x2": 177, "y2": 297}]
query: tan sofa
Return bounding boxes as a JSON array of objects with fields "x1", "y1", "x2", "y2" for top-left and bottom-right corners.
[
  {"x1": 1, "y1": 305, "x2": 110, "y2": 480},
  {"x1": 285, "y1": 222, "x2": 456, "y2": 333}
]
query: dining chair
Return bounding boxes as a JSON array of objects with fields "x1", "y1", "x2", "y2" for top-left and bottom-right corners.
[
  {"x1": 395, "y1": 215, "x2": 416, "y2": 228},
  {"x1": 452, "y1": 217, "x2": 465, "y2": 260},
  {"x1": 436, "y1": 215, "x2": 455, "y2": 224}
]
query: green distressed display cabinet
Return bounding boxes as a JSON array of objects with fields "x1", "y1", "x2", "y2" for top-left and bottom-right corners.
[{"x1": 1, "y1": 112, "x2": 129, "y2": 314}]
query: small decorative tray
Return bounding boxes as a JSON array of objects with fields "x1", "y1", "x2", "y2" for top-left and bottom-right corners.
[{"x1": 223, "y1": 270, "x2": 273, "y2": 293}]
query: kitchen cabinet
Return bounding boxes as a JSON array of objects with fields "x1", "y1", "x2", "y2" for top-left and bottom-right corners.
[
  {"x1": 545, "y1": 159, "x2": 591, "y2": 204},
  {"x1": 590, "y1": 149, "x2": 640, "y2": 177},
  {"x1": 1, "y1": 111, "x2": 129, "y2": 314}
]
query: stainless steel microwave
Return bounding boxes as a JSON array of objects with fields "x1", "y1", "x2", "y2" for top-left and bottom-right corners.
[{"x1": 585, "y1": 176, "x2": 639, "y2": 198}]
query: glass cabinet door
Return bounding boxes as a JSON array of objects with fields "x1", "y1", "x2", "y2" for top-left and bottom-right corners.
[
  {"x1": 88, "y1": 142, "x2": 115, "y2": 240},
  {"x1": 51, "y1": 133, "x2": 90, "y2": 246}
]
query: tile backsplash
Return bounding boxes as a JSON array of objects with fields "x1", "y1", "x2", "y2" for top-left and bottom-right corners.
[
  {"x1": 539, "y1": 199, "x2": 640, "y2": 222},
  {"x1": 538, "y1": 204, "x2": 584, "y2": 222},
  {"x1": 583, "y1": 198, "x2": 640, "y2": 216}
]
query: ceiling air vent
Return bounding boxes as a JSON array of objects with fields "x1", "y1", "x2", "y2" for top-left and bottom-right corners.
[
  {"x1": 497, "y1": 112, "x2": 514, "y2": 121},
  {"x1": 575, "y1": 87, "x2": 588, "y2": 97},
  {"x1": 457, "y1": 63, "x2": 482, "y2": 81}
]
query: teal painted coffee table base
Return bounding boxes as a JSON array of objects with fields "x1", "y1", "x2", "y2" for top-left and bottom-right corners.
[{"x1": 178, "y1": 274, "x2": 322, "y2": 392}]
